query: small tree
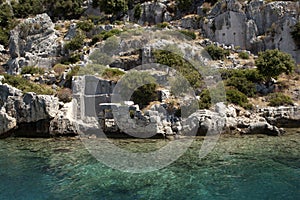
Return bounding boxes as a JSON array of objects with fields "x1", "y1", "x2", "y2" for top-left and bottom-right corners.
[
  {"x1": 64, "y1": 31, "x2": 86, "y2": 51},
  {"x1": 115, "y1": 71, "x2": 158, "y2": 108},
  {"x1": 255, "y1": 49, "x2": 295, "y2": 80},
  {"x1": 98, "y1": 0, "x2": 128, "y2": 16}
]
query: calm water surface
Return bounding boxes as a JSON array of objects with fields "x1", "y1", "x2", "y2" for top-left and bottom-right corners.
[{"x1": 0, "y1": 131, "x2": 299, "y2": 200}]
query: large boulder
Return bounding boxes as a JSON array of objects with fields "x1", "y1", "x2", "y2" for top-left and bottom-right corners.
[
  {"x1": 244, "y1": 122, "x2": 283, "y2": 136},
  {"x1": 50, "y1": 102, "x2": 77, "y2": 136},
  {"x1": 182, "y1": 109, "x2": 226, "y2": 136},
  {"x1": 5, "y1": 92, "x2": 59, "y2": 123},
  {"x1": 7, "y1": 13, "x2": 63, "y2": 74},
  {"x1": 0, "y1": 108, "x2": 17, "y2": 137}
]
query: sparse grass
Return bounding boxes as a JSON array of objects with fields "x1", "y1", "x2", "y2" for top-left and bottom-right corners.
[
  {"x1": 238, "y1": 51, "x2": 250, "y2": 59},
  {"x1": 267, "y1": 93, "x2": 294, "y2": 106},
  {"x1": 101, "y1": 68, "x2": 125, "y2": 81},
  {"x1": 91, "y1": 29, "x2": 122, "y2": 45},
  {"x1": 53, "y1": 64, "x2": 68, "y2": 76},
  {"x1": 3, "y1": 74, "x2": 54, "y2": 95},
  {"x1": 179, "y1": 30, "x2": 197, "y2": 40},
  {"x1": 156, "y1": 22, "x2": 170, "y2": 29},
  {"x1": 21, "y1": 66, "x2": 44, "y2": 75}
]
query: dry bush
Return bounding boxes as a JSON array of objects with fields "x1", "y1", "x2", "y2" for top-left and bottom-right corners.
[{"x1": 57, "y1": 88, "x2": 72, "y2": 103}]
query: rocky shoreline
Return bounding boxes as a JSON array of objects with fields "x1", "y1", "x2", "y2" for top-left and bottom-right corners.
[
  {"x1": 1, "y1": 78, "x2": 300, "y2": 139},
  {"x1": 0, "y1": 0, "x2": 300, "y2": 139}
]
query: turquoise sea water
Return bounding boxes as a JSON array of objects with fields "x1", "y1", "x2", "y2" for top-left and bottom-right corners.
[{"x1": 0, "y1": 131, "x2": 299, "y2": 200}]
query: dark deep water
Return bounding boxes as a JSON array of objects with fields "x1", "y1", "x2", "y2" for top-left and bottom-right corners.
[{"x1": 0, "y1": 131, "x2": 299, "y2": 200}]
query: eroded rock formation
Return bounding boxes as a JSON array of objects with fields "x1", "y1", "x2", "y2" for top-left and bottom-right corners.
[
  {"x1": 0, "y1": 78, "x2": 76, "y2": 137},
  {"x1": 201, "y1": 0, "x2": 300, "y2": 63},
  {"x1": 7, "y1": 13, "x2": 63, "y2": 74}
]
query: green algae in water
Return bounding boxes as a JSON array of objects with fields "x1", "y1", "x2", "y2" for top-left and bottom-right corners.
[{"x1": 0, "y1": 132, "x2": 299, "y2": 200}]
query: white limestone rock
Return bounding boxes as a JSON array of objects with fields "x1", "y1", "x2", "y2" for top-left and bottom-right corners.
[
  {"x1": 0, "y1": 108, "x2": 17, "y2": 136},
  {"x1": 202, "y1": 0, "x2": 300, "y2": 63},
  {"x1": 7, "y1": 13, "x2": 63, "y2": 74}
]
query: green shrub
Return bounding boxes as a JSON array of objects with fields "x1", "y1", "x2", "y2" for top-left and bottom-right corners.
[
  {"x1": 77, "y1": 20, "x2": 94, "y2": 32},
  {"x1": 238, "y1": 51, "x2": 249, "y2": 59},
  {"x1": 21, "y1": 66, "x2": 44, "y2": 75},
  {"x1": 64, "y1": 31, "x2": 86, "y2": 51},
  {"x1": 156, "y1": 22, "x2": 170, "y2": 29},
  {"x1": 89, "y1": 50, "x2": 113, "y2": 65},
  {"x1": 133, "y1": 3, "x2": 142, "y2": 20},
  {"x1": 102, "y1": 35, "x2": 120, "y2": 56},
  {"x1": 77, "y1": 64, "x2": 107, "y2": 76},
  {"x1": 97, "y1": 0, "x2": 128, "y2": 15},
  {"x1": 115, "y1": 71, "x2": 158, "y2": 108},
  {"x1": 65, "y1": 66, "x2": 80, "y2": 88},
  {"x1": 3, "y1": 74, "x2": 54, "y2": 95},
  {"x1": 11, "y1": 0, "x2": 43, "y2": 18},
  {"x1": 12, "y1": 0, "x2": 84, "y2": 20},
  {"x1": 62, "y1": 53, "x2": 82, "y2": 64},
  {"x1": 132, "y1": 83, "x2": 158, "y2": 109},
  {"x1": 226, "y1": 88, "x2": 252, "y2": 109},
  {"x1": 255, "y1": 49, "x2": 295, "y2": 80},
  {"x1": 205, "y1": 44, "x2": 230, "y2": 60},
  {"x1": 198, "y1": 89, "x2": 211, "y2": 109},
  {"x1": 43, "y1": 0, "x2": 84, "y2": 20},
  {"x1": 153, "y1": 50, "x2": 203, "y2": 90},
  {"x1": 291, "y1": 20, "x2": 300, "y2": 47},
  {"x1": 57, "y1": 88, "x2": 72, "y2": 103},
  {"x1": 220, "y1": 68, "x2": 264, "y2": 83},
  {"x1": 0, "y1": 3, "x2": 16, "y2": 46},
  {"x1": 198, "y1": 85, "x2": 226, "y2": 109},
  {"x1": 226, "y1": 76, "x2": 256, "y2": 97},
  {"x1": 91, "y1": 29, "x2": 122, "y2": 45},
  {"x1": 101, "y1": 68, "x2": 125, "y2": 81},
  {"x1": 53, "y1": 64, "x2": 67, "y2": 76},
  {"x1": 176, "y1": 0, "x2": 193, "y2": 12},
  {"x1": 179, "y1": 30, "x2": 197, "y2": 40},
  {"x1": 267, "y1": 93, "x2": 293, "y2": 106}
]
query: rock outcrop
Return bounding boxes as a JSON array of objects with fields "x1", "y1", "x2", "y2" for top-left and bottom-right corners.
[
  {"x1": 50, "y1": 102, "x2": 77, "y2": 136},
  {"x1": 128, "y1": 1, "x2": 171, "y2": 25},
  {"x1": 259, "y1": 106, "x2": 300, "y2": 128},
  {"x1": 201, "y1": 0, "x2": 300, "y2": 63},
  {"x1": 0, "y1": 80, "x2": 77, "y2": 137},
  {"x1": 6, "y1": 13, "x2": 63, "y2": 74},
  {"x1": 0, "y1": 108, "x2": 17, "y2": 137}
]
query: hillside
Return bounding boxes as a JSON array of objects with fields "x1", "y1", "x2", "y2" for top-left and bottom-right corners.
[{"x1": 0, "y1": 0, "x2": 300, "y2": 137}]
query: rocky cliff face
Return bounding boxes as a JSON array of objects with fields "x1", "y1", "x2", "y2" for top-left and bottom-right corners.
[
  {"x1": 130, "y1": 1, "x2": 171, "y2": 25},
  {"x1": 6, "y1": 13, "x2": 63, "y2": 74},
  {"x1": 0, "y1": 78, "x2": 76, "y2": 137},
  {"x1": 201, "y1": 0, "x2": 300, "y2": 63}
]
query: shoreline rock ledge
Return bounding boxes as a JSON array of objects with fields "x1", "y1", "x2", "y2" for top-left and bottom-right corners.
[
  {"x1": 0, "y1": 79, "x2": 76, "y2": 138},
  {"x1": 0, "y1": 81, "x2": 299, "y2": 138}
]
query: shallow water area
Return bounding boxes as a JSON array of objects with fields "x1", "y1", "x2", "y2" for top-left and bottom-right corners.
[{"x1": 0, "y1": 130, "x2": 299, "y2": 199}]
